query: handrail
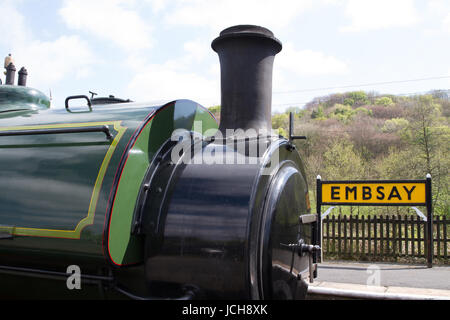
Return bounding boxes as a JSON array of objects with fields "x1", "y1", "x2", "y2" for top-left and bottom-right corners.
[
  {"x1": 65, "y1": 95, "x2": 92, "y2": 113},
  {"x1": 0, "y1": 125, "x2": 113, "y2": 140}
]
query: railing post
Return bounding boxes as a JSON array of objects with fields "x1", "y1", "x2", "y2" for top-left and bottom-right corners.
[
  {"x1": 444, "y1": 215, "x2": 448, "y2": 260},
  {"x1": 426, "y1": 174, "x2": 433, "y2": 268},
  {"x1": 316, "y1": 175, "x2": 322, "y2": 263}
]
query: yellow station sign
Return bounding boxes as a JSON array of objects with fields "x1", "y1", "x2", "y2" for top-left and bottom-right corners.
[{"x1": 321, "y1": 182, "x2": 426, "y2": 205}]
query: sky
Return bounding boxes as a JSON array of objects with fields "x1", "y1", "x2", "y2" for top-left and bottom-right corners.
[{"x1": 0, "y1": 0, "x2": 449, "y2": 113}]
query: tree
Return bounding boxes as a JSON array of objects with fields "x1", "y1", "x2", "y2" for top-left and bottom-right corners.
[
  {"x1": 375, "y1": 96, "x2": 394, "y2": 106},
  {"x1": 382, "y1": 118, "x2": 409, "y2": 134},
  {"x1": 311, "y1": 106, "x2": 325, "y2": 119},
  {"x1": 321, "y1": 139, "x2": 364, "y2": 180},
  {"x1": 272, "y1": 113, "x2": 289, "y2": 129},
  {"x1": 331, "y1": 104, "x2": 356, "y2": 123},
  {"x1": 407, "y1": 95, "x2": 441, "y2": 175},
  {"x1": 343, "y1": 98, "x2": 355, "y2": 106},
  {"x1": 347, "y1": 91, "x2": 369, "y2": 106},
  {"x1": 270, "y1": 91, "x2": 449, "y2": 216},
  {"x1": 398, "y1": 95, "x2": 449, "y2": 215}
]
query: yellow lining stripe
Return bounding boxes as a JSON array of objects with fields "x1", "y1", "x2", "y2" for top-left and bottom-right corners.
[{"x1": 0, "y1": 121, "x2": 127, "y2": 239}]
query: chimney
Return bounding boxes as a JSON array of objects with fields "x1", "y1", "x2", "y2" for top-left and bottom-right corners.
[
  {"x1": 18, "y1": 67, "x2": 28, "y2": 86},
  {"x1": 5, "y1": 63, "x2": 16, "y2": 85},
  {"x1": 211, "y1": 25, "x2": 282, "y2": 136}
]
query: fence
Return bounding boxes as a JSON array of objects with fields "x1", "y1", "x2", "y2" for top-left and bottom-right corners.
[{"x1": 322, "y1": 215, "x2": 449, "y2": 262}]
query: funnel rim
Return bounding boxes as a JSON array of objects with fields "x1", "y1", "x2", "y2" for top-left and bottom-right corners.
[{"x1": 211, "y1": 25, "x2": 282, "y2": 53}]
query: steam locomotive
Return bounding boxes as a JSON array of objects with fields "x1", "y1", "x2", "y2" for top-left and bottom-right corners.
[{"x1": 0, "y1": 25, "x2": 319, "y2": 300}]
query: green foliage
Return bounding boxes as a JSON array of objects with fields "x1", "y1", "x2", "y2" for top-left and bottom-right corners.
[
  {"x1": 406, "y1": 95, "x2": 441, "y2": 170},
  {"x1": 274, "y1": 127, "x2": 288, "y2": 138},
  {"x1": 355, "y1": 107, "x2": 372, "y2": 116},
  {"x1": 375, "y1": 148, "x2": 419, "y2": 179},
  {"x1": 311, "y1": 106, "x2": 326, "y2": 119},
  {"x1": 343, "y1": 98, "x2": 355, "y2": 106},
  {"x1": 274, "y1": 90, "x2": 449, "y2": 216},
  {"x1": 331, "y1": 104, "x2": 356, "y2": 123},
  {"x1": 375, "y1": 96, "x2": 394, "y2": 106},
  {"x1": 208, "y1": 105, "x2": 221, "y2": 114},
  {"x1": 347, "y1": 91, "x2": 369, "y2": 105},
  {"x1": 322, "y1": 139, "x2": 364, "y2": 180},
  {"x1": 272, "y1": 113, "x2": 289, "y2": 129},
  {"x1": 382, "y1": 118, "x2": 409, "y2": 133}
]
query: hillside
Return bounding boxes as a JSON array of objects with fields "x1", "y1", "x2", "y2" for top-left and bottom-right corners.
[{"x1": 209, "y1": 90, "x2": 449, "y2": 216}]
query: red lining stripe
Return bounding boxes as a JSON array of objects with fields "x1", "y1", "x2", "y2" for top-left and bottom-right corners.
[
  {"x1": 102, "y1": 110, "x2": 158, "y2": 267},
  {"x1": 103, "y1": 102, "x2": 218, "y2": 267}
]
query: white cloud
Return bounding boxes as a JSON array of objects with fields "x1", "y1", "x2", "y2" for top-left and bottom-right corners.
[
  {"x1": 443, "y1": 14, "x2": 450, "y2": 33},
  {"x1": 145, "y1": 0, "x2": 170, "y2": 13},
  {"x1": 163, "y1": 0, "x2": 316, "y2": 32},
  {"x1": 424, "y1": 1, "x2": 450, "y2": 34},
  {"x1": 0, "y1": 1, "x2": 30, "y2": 47},
  {"x1": 126, "y1": 62, "x2": 219, "y2": 108},
  {"x1": 126, "y1": 21, "x2": 348, "y2": 109},
  {"x1": 427, "y1": 0, "x2": 449, "y2": 14},
  {"x1": 126, "y1": 34, "x2": 220, "y2": 107},
  {"x1": 60, "y1": 0, "x2": 153, "y2": 50},
  {"x1": 340, "y1": 0, "x2": 419, "y2": 32},
  {"x1": 183, "y1": 39, "x2": 211, "y2": 62},
  {"x1": 277, "y1": 43, "x2": 349, "y2": 76},
  {"x1": 417, "y1": 1, "x2": 450, "y2": 35},
  {"x1": 0, "y1": 2, "x2": 96, "y2": 91},
  {"x1": 272, "y1": 43, "x2": 349, "y2": 111},
  {"x1": 15, "y1": 36, "x2": 96, "y2": 88}
]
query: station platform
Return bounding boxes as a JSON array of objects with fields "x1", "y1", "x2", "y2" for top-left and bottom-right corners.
[{"x1": 307, "y1": 261, "x2": 450, "y2": 300}]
